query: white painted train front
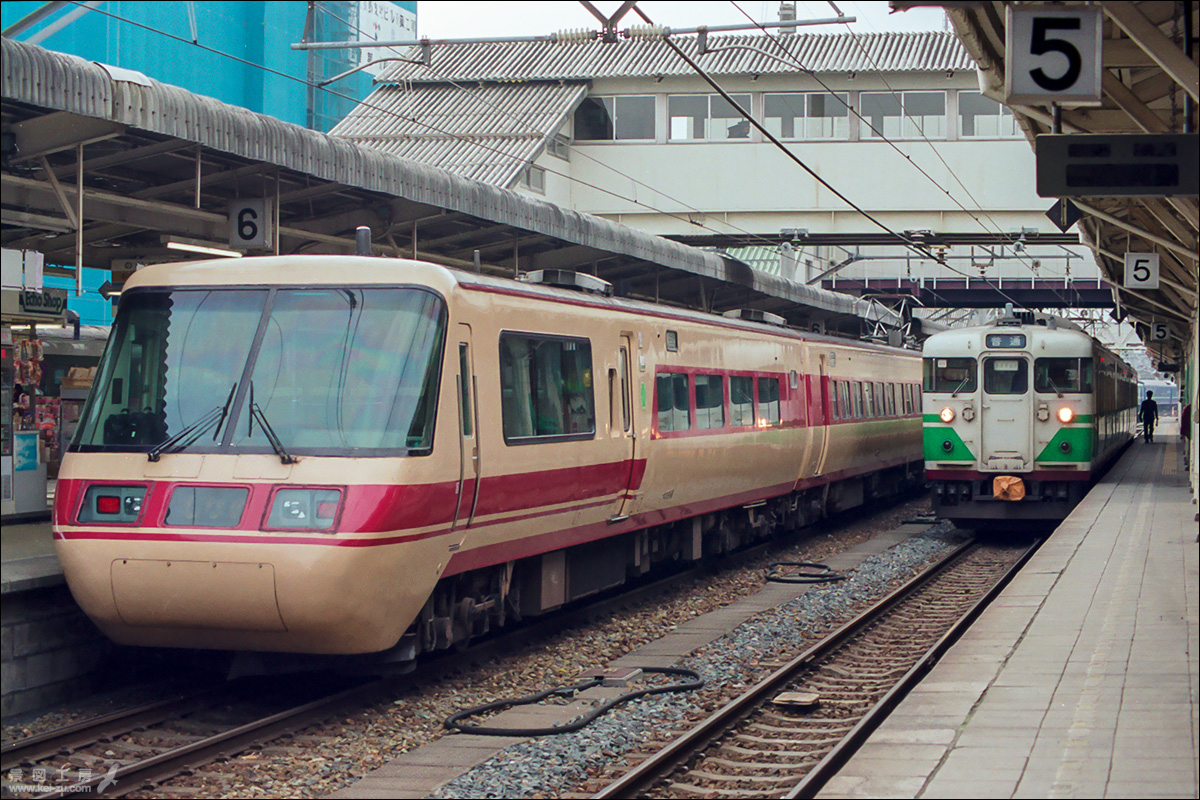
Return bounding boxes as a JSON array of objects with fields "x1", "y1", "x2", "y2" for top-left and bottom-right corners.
[{"x1": 923, "y1": 311, "x2": 1137, "y2": 527}]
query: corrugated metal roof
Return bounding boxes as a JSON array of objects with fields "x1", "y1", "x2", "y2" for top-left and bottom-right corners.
[
  {"x1": 332, "y1": 81, "x2": 586, "y2": 187},
  {"x1": 376, "y1": 31, "x2": 972, "y2": 84},
  {"x1": 1, "y1": 36, "x2": 900, "y2": 326}
]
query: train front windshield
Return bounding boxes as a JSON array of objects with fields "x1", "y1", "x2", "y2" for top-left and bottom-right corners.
[{"x1": 73, "y1": 287, "x2": 446, "y2": 456}]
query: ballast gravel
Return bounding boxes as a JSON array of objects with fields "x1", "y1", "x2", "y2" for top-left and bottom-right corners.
[{"x1": 432, "y1": 520, "x2": 961, "y2": 799}]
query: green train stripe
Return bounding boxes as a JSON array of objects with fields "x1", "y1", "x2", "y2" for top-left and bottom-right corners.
[
  {"x1": 923, "y1": 426, "x2": 976, "y2": 462},
  {"x1": 1036, "y1": 427, "x2": 1095, "y2": 463}
]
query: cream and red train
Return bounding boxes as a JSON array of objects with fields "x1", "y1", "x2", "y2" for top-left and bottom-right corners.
[
  {"x1": 55, "y1": 256, "x2": 922, "y2": 658},
  {"x1": 922, "y1": 311, "x2": 1137, "y2": 526}
]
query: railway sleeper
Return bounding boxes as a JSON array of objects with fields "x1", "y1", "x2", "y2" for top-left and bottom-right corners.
[
  {"x1": 667, "y1": 784, "x2": 779, "y2": 799},
  {"x1": 706, "y1": 755, "x2": 815, "y2": 771},
  {"x1": 672, "y1": 770, "x2": 799, "y2": 786}
]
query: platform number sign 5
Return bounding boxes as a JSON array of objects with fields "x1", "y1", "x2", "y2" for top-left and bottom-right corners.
[
  {"x1": 1005, "y1": 6, "x2": 1102, "y2": 107},
  {"x1": 228, "y1": 199, "x2": 273, "y2": 250},
  {"x1": 1123, "y1": 252, "x2": 1160, "y2": 290},
  {"x1": 1150, "y1": 321, "x2": 1169, "y2": 342}
]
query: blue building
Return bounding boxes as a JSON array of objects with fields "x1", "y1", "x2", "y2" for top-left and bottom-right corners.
[{"x1": 0, "y1": 1, "x2": 416, "y2": 132}]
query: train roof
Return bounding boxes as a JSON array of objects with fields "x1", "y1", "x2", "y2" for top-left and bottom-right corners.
[{"x1": 123, "y1": 255, "x2": 918, "y2": 357}]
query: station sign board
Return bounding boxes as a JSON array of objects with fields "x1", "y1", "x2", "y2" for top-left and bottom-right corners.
[
  {"x1": 1036, "y1": 134, "x2": 1200, "y2": 198},
  {"x1": 1123, "y1": 252, "x2": 1160, "y2": 291},
  {"x1": 1005, "y1": 6, "x2": 1103, "y2": 106}
]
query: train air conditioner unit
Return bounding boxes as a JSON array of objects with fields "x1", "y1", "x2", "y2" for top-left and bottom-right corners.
[
  {"x1": 722, "y1": 309, "x2": 787, "y2": 327},
  {"x1": 519, "y1": 269, "x2": 613, "y2": 297}
]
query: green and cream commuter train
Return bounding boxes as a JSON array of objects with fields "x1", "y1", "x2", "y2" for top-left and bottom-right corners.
[{"x1": 922, "y1": 310, "x2": 1137, "y2": 526}]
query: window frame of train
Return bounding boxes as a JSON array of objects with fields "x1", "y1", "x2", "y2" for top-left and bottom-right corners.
[
  {"x1": 1034, "y1": 357, "x2": 1094, "y2": 394},
  {"x1": 655, "y1": 370, "x2": 692, "y2": 434},
  {"x1": 730, "y1": 375, "x2": 755, "y2": 428},
  {"x1": 923, "y1": 357, "x2": 978, "y2": 394},
  {"x1": 499, "y1": 332, "x2": 596, "y2": 445},
  {"x1": 983, "y1": 357, "x2": 1030, "y2": 395},
  {"x1": 757, "y1": 376, "x2": 782, "y2": 426},
  {"x1": 694, "y1": 373, "x2": 726, "y2": 430}
]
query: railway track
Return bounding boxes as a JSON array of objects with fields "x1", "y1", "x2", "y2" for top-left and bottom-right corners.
[
  {"x1": 2, "y1": 497, "x2": 933, "y2": 799},
  {"x1": 593, "y1": 536, "x2": 1041, "y2": 800}
]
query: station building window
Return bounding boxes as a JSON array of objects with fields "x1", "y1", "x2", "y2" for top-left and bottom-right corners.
[
  {"x1": 861, "y1": 91, "x2": 946, "y2": 139},
  {"x1": 764, "y1": 92, "x2": 849, "y2": 139},
  {"x1": 668, "y1": 94, "x2": 752, "y2": 141},
  {"x1": 656, "y1": 372, "x2": 691, "y2": 432},
  {"x1": 958, "y1": 91, "x2": 1019, "y2": 138},
  {"x1": 500, "y1": 333, "x2": 595, "y2": 442},
  {"x1": 575, "y1": 96, "x2": 656, "y2": 141}
]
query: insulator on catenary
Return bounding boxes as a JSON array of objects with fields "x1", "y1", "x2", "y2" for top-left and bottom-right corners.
[
  {"x1": 624, "y1": 24, "x2": 667, "y2": 39},
  {"x1": 554, "y1": 29, "x2": 594, "y2": 43}
]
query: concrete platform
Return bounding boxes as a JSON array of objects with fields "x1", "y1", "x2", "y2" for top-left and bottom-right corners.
[
  {"x1": 1, "y1": 518, "x2": 63, "y2": 595},
  {"x1": 819, "y1": 434, "x2": 1199, "y2": 800}
]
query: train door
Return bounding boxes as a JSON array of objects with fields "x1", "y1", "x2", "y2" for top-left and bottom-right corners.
[
  {"x1": 452, "y1": 324, "x2": 481, "y2": 530},
  {"x1": 610, "y1": 334, "x2": 639, "y2": 522},
  {"x1": 980, "y1": 355, "x2": 1032, "y2": 469},
  {"x1": 814, "y1": 354, "x2": 831, "y2": 477}
]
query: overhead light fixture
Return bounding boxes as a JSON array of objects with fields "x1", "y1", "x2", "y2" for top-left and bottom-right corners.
[{"x1": 164, "y1": 240, "x2": 242, "y2": 258}]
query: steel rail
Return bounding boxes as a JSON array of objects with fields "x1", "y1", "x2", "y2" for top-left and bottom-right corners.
[
  {"x1": 592, "y1": 536, "x2": 992, "y2": 800},
  {"x1": 1, "y1": 688, "x2": 216, "y2": 772},
  {"x1": 785, "y1": 535, "x2": 1043, "y2": 799}
]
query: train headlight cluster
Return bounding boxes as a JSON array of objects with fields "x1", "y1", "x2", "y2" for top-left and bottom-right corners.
[
  {"x1": 263, "y1": 488, "x2": 344, "y2": 532},
  {"x1": 939, "y1": 407, "x2": 955, "y2": 423},
  {"x1": 1057, "y1": 407, "x2": 1074, "y2": 424}
]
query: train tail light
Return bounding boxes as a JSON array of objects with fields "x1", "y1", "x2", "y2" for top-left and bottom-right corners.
[
  {"x1": 263, "y1": 488, "x2": 343, "y2": 532},
  {"x1": 1057, "y1": 407, "x2": 1074, "y2": 423},
  {"x1": 79, "y1": 485, "x2": 147, "y2": 523},
  {"x1": 939, "y1": 407, "x2": 955, "y2": 423}
]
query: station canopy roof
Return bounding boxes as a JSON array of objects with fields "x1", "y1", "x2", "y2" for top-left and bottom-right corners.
[
  {"x1": 942, "y1": 1, "x2": 1198, "y2": 352},
  {"x1": 1, "y1": 36, "x2": 901, "y2": 336}
]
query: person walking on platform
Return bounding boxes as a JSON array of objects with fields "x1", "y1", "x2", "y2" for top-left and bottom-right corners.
[{"x1": 1139, "y1": 390, "x2": 1159, "y2": 443}]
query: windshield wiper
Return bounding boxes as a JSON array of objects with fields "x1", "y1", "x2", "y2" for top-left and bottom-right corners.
[
  {"x1": 248, "y1": 383, "x2": 298, "y2": 465},
  {"x1": 148, "y1": 383, "x2": 237, "y2": 462},
  {"x1": 950, "y1": 374, "x2": 973, "y2": 398}
]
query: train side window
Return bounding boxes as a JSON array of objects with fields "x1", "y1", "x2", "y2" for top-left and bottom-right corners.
[
  {"x1": 695, "y1": 374, "x2": 725, "y2": 430},
  {"x1": 829, "y1": 380, "x2": 840, "y2": 421},
  {"x1": 863, "y1": 383, "x2": 875, "y2": 418},
  {"x1": 459, "y1": 344, "x2": 473, "y2": 437},
  {"x1": 839, "y1": 380, "x2": 851, "y2": 419},
  {"x1": 730, "y1": 376, "x2": 754, "y2": 427},
  {"x1": 499, "y1": 333, "x2": 595, "y2": 442},
  {"x1": 984, "y1": 358, "x2": 1028, "y2": 394},
  {"x1": 656, "y1": 372, "x2": 691, "y2": 432},
  {"x1": 851, "y1": 381, "x2": 864, "y2": 418},
  {"x1": 757, "y1": 377, "x2": 781, "y2": 425}
]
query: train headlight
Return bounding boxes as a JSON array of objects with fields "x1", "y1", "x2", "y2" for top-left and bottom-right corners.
[
  {"x1": 939, "y1": 407, "x2": 955, "y2": 423},
  {"x1": 1057, "y1": 407, "x2": 1074, "y2": 424},
  {"x1": 263, "y1": 488, "x2": 343, "y2": 532}
]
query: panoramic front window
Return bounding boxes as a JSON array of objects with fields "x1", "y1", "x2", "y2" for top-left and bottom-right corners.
[
  {"x1": 574, "y1": 96, "x2": 655, "y2": 140},
  {"x1": 73, "y1": 287, "x2": 447, "y2": 456}
]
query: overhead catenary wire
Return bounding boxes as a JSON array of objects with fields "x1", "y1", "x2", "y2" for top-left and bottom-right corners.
[
  {"x1": 311, "y1": 1, "x2": 844, "y2": 276},
  {"x1": 51, "y1": 0, "x2": 785, "y2": 264}
]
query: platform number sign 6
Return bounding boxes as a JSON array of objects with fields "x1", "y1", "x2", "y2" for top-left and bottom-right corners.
[
  {"x1": 1005, "y1": 7, "x2": 1102, "y2": 107},
  {"x1": 228, "y1": 199, "x2": 273, "y2": 250},
  {"x1": 1123, "y1": 252, "x2": 1160, "y2": 290}
]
